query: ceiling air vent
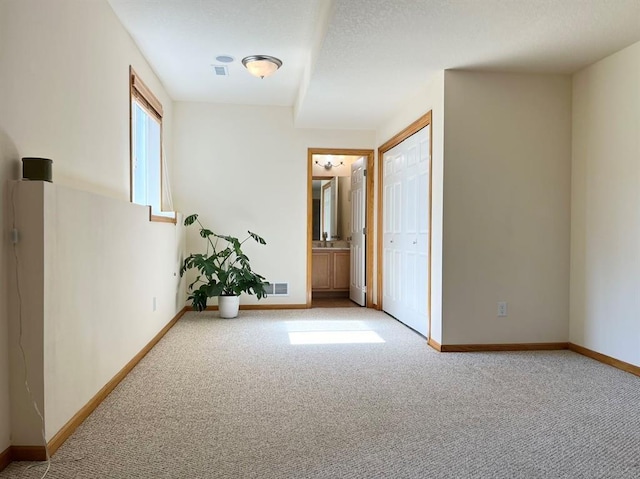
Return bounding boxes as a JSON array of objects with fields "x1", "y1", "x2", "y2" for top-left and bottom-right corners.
[
  {"x1": 264, "y1": 282, "x2": 289, "y2": 296},
  {"x1": 212, "y1": 65, "x2": 229, "y2": 76}
]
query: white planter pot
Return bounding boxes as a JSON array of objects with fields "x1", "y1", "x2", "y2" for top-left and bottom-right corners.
[{"x1": 218, "y1": 295, "x2": 240, "y2": 319}]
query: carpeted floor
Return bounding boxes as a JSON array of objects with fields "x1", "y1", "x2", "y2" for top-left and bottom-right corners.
[{"x1": 2, "y1": 308, "x2": 639, "y2": 478}]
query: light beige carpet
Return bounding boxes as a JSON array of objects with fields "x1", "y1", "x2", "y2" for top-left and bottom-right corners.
[{"x1": 2, "y1": 308, "x2": 639, "y2": 478}]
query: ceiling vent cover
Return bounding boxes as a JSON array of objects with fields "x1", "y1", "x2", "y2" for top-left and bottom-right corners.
[
  {"x1": 212, "y1": 65, "x2": 229, "y2": 76},
  {"x1": 264, "y1": 282, "x2": 289, "y2": 296}
]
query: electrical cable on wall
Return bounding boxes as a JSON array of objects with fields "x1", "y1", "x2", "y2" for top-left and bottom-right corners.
[
  {"x1": 11, "y1": 181, "x2": 51, "y2": 479},
  {"x1": 161, "y1": 145, "x2": 174, "y2": 212}
]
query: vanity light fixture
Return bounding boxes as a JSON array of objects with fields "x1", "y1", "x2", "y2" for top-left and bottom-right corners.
[
  {"x1": 241, "y1": 55, "x2": 283, "y2": 79},
  {"x1": 314, "y1": 159, "x2": 344, "y2": 170}
]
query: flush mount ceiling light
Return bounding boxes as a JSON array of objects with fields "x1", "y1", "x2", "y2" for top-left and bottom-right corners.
[{"x1": 241, "y1": 55, "x2": 283, "y2": 79}]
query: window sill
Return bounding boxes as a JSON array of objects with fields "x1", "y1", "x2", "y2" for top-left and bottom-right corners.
[{"x1": 148, "y1": 207, "x2": 177, "y2": 224}]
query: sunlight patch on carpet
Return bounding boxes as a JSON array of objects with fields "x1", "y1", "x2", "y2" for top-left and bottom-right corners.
[
  {"x1": 283, "y1": 320, "x2": 372, "y2": 331},
  {"x1": 284, "y1": 320, "x2": 385, "y2": 344},
  {"x1": 288, "y1": 330, "x2": 385, "y2": 345}
]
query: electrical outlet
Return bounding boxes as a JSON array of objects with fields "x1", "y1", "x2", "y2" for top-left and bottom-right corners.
[
  {"x1": 153, "y1": 297, "x2": 157, "y2": 312},
  {"x1": 498, "y1": 301, "x2": 507, "y2": 317}
]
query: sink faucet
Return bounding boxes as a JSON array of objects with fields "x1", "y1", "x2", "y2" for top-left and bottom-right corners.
[{"x1": 322, "y1": 231, "x2": 328, "y2": 247}]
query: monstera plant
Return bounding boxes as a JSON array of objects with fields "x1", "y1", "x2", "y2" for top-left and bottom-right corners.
[{"x1": 180, "y1": 214, "x2": 268, "y2": 317}]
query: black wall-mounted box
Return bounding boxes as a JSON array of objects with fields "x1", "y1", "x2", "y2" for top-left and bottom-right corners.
[{"x1": 22, "y1": 157, "x2": 53, "y2": 182}]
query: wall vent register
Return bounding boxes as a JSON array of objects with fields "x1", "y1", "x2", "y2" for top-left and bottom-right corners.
[
  {"x1": 264, "y1": 282, "x2": 289, "y2": 296},
  {"x1": 212, "y1": 65, "x2": 229, "y2": 76}
]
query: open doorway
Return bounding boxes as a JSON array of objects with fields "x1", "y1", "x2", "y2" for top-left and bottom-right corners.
[{"x1": 307, "y1": 148, "x2": 374, "y2": 308}]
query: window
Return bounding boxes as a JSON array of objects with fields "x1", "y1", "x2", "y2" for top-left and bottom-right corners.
[{"x1": 129, "y1": 67, "x2": 173, "y2": 221}]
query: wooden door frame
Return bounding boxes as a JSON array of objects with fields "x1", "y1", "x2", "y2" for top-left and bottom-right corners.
[
  {"x1": 307, "y1": 148, "x2": 375, "y2": 307},
  {"x1": 377, "y1": 111, "x2": 433, "y2": 334}
]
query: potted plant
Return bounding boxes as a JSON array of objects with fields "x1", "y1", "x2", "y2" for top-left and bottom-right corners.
[{"x1": 180, "y1": 214, "x2": 268, "y2": 318}]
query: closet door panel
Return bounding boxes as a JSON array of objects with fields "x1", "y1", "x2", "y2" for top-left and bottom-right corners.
[{"x1": 382, "y1": 125, "x2": 430, "y2": 337}]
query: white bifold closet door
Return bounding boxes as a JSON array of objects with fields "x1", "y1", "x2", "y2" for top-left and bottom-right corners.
[{"x1": 382, "y1": 127, "x2": 430, "y2": 336}]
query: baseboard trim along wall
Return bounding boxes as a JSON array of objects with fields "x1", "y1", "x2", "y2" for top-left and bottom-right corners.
[
  {"x1": 568, "y1": 343, "x2": 640, "y2": 378},
  {"x1": 0, "y1": 446, "x2": 11, "y2": 472},
  {"x1": 436, "y1": 342, "x2": 639, "y2": 377},
  {"x1": 43, "y1": 306, "x2": 188, "y2": 458},
  {"x1": 7, "y1": 445, "x2": 48, "y2": 462},
  {"x1": 194, "y1": 304, "x2": 308, "y2": 311},
  {"x1": 439, "y1": 343, "x2": 569, "y2": 352},
  {"x1": 427, "y1": 338, "x2": 441, "y2": 351}
]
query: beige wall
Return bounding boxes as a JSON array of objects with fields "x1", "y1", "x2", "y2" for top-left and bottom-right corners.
[
  {"x1": 0, "y1": 0, "x2": 173, "y2": 200},
  {"x1": 570, "y1": 41, "x2": 640, "y2": 367},
  {"x1": 43, "y1": 184, "x2": 185, "y2": 441},
  {"x1": 0, "y1": 144, "x2": 17, "y2": 451},
  {"x1": 8, "y1": 182, "x2": 185, "y2": 444},
  {"x1": 172, "y1": 102, "x2": 375, "y2": 306},
  {"x1": 4, "y1": 181, "x2": 46, "y2": 447},
  {"x1": 0, "y1": 1, "x2": 17, "y2": 454},
  {"x1": 375, "y1": 71, "x2": 445, "y2": 343},
  {"x1": 0, "y1": 0, "x2": 181, "y2": 447},
  {"x1": 442, "y1": 71, "x2": 572, "y2": 344},
  {"x1": 0, "y1": 246, "x2": 9, "y2": 451},
  {"x1": 6, "y1": 182, "x2": 49, "y2": 445}
]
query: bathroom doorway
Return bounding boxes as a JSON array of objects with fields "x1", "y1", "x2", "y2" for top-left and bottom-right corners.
[{"x1": 306, "y1": 148, "x2": 375, "y2": 308}]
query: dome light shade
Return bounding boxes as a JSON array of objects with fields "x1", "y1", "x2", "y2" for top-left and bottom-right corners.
[{"x1": 241, "y1": 55, "x2": 283, "y2": 79}]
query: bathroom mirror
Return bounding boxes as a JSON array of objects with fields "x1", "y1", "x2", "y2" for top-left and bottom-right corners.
[{"x1": 312, "y1": 176, "x2": 351, "y2": 241}]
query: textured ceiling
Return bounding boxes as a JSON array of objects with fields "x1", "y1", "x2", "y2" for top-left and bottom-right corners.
[
  {"x1": 108, "y1": 0, "x2": 640, "y2": 130},
  {"x1": 109, "y1": 0, "x2": 323, "y2": 106}
]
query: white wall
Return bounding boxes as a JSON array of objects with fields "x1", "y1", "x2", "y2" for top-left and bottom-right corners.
[
  {"x1": 172, "y1": 103, "x2": 375, "y2": 306},
  {"x1": 7, "y1": 182, "x2": 185, "y2": 444},
  {"x1": 0, "y1": 0, "x2": 182, "y2": 447},
  {"x1": 442, "y1": 71, "x2": 572, "y2": 344},
  {"x1": 0, "y1": 0, "x2": 173, "y2": 199},
  {"x1": 43, "y1": 183, "x2": 185, "y2": 440},
  {"x1": 375, "y1": 71, "x2": 445, "y2": 344},
  {"x1": 570, "y1": 41, "x2": 640, "y2": 367}
]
